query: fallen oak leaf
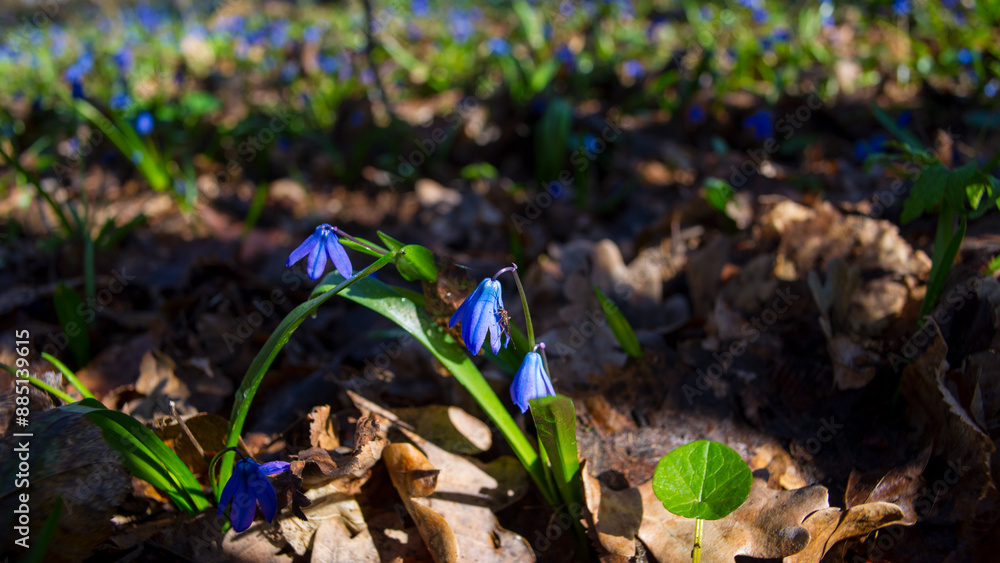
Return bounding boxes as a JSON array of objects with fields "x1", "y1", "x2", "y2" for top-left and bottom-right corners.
[
  {"x1": 308, "y1": 405, "x2": 341, "y2": 450},
  {"x1": 588, "y1": 476, "x2": 828, "y2": 562},
  {"x1": 845, "y1": 447, "x2": 931, "y2": 526},
  {"x1": 384, "y1": 443, "x2": 461, "y2": 563},
  {"x1": 786, "y1": 502, "x2": 906, "y2": 563},
  {"x1": 290, "y1": 415, "x2": 387, "y2": 490}
]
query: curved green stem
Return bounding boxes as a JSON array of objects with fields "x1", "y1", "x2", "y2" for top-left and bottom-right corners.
[{"x1": 510, "y1": 266, "x2": 535, "y2": 350}]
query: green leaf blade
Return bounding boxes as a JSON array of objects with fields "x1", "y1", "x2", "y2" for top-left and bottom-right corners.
[
  {"x1": 652, "y1": 440, "x2": 752, "y2": 521},
  {"x1": 593, "y1": 286, "x2": 642, "y2": 359}
]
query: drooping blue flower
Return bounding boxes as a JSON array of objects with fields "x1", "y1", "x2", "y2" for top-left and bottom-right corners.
[
  {"x1": 743, "y1": 111, "x2": 773, "y2": 140},
  {"x1": 896, "y1": 110, "x2": 912, "y2": 128},
  {"x1": 449, "y1": 278, "x2": 510, "y2": 355},
  {"x1": 558, "y1": 0, "x2": 575, "y2": 17},
  {"x1": 269, "y1": 20, "x2": 290, "y2": 48},
  {"x1": 412, "y1": 0, "x2": 429, "y2": 17},
  {"x1": 752, "y1": 8, "x2": 769, "y2": 23},
  {"x1": 320, "y1": 55, "x2": 339, "y2": 74},
  {"x1": 286, "y1": 224, "x2": 353, "y2": 280},
  {"x1": 303, "y1": 25, "x2": 321, "y2": 44},
  {"x1": 893, "y1": 0, "x2": 910, "y2": 16},
  {"x1": 136, "y1": 111, "x2": 154, "y2": 136},
  {"x1": 555, "y1": 44, "x2": 576, "y2": 68},
  {"x1": 773, "y1": 27, "x2": 790, "y2": 42},
  {"x1": 217, "y1": 457, "x2": 290, "y2": 533},
  {"x1": 510, "y1": 351, "x2": 555, "y2": 413},
  {"x1": 985, "y1": 80, "x2": 998, "y2": 98},
  {"x1": 487, "y1": 37, "x2": 510, "y2": 56},
  {"x1": 114, "y1": 46, "x2": 134, "y2": 74}
]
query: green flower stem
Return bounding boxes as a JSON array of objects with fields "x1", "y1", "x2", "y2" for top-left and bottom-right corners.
[
  {"x1": 693, "y1": 518, "x2": 703, "y2": 563},
  {"x1": 217, "y1": 251, "x2": 399, "y2": 498},
  {"x1": 509, "y1": 265, "x2": 535, "y2": 350},
  {"x1": 334, "y1": 227, "x2": 389, "y2": 256}
]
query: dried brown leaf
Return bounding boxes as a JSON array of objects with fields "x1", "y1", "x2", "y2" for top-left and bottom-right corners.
[{"x1": 308, "y1": 405, "x2": 341, "y2": 450}]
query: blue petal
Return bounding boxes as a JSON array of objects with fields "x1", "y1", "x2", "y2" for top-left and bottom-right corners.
[
  {"x1": 464, "y1": 280, "x2": 501, "y2": 355},
  {"x1": 510, "y1": 352, "x2": 554, "y2": 413},
  {"x1": 217, "y1": 467, "x2": 240, "y2": 518},
  {"x1": 324, "y1": 234, "x2": 353, "y2": 278},
  {"x1": 286, "y1": 231, "x2": 320, "y2": 267},
  {"x1": 259, "y1": 460, "x2": 290, "y2": 476},
  {"x1": 229, "y1": 462, "x2": 256, "y2": 532},
  {"x1": 450, "y1": 278, "x2": 487, "y2": 328},
  {"x1": 306, "y1": 237, "x2": 327, "y2": 280},
  {"x1": 254, "y1": 473, "x2": 279, "y2": 522}
]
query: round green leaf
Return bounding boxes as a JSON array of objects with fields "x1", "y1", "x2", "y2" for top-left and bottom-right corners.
[{"x1": 652, "y1": 440, "x2": 752, "y2": 520}]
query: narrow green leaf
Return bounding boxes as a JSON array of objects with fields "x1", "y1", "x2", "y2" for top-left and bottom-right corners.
[
  {"x1": 53, "y1": 283, "x2": 90, "y2": 368},
  {"x1": 870, "y1": 104, "x2": 923, "y2": 150},
  {"x1": 593, "y1": 286, "x2": 642, "y2": 359},
  {"x1": 326, "y1": 274, "x2": 558, "y2": 508},
  {"x1": 512, "y1": 0, "x2": 544, "y2": 50},
  {"x1": 397, "y1": 244, "x2": 438, "y2": 282},
  {"x1": 26, "y1": 374, "x2": 76, "y2": 404},
  {"x1": 535, "y1": 98, "x2": 573, "y2": 184},
  {"x1": 920, "y1": 215, "x2": 967, "y2": 320},
  {"x1": 25, "y1": 496, "x2": 62, "y2": 563},
  {"x1": 652, "y1": 440, "x2": 752, "y2": 520},
  {"x1": 60, "y1": 398, "x2": 209, "y2": 513},
  {"x1": 242, "y1": 182, "x2": 269, "y2": 238},
  {"x1": 219, "y1": 252, "x2": 399, "y2": 497},
  {"x1": 340, "y1": 236, "x2": 390, "y2": 258},
  {"x1": 41, "y1": 352, "x2": 95, "y2": 400}
]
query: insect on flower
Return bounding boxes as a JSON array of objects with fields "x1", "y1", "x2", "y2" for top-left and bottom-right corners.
[{"x1": 495, "y1": 308, "x2": 514, "y2": 348}]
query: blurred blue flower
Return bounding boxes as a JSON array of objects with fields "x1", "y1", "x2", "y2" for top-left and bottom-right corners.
[
  {"x1": 623, "y1": 59, "x2": 645, "y2": 79},
  {"x1": 487, "y1": 37, "x2": 510, "y2": 56},
  {"x1": 217, "y1": 457, "x2": 290, "y2": 533},
  {"x1": 896, "y1": 110, "x2": 912, "y2": 128},
  {"x1": 743, "y1": 111, "x2": 773, "y2": 140},
  {"x1": 555, "y1": 44, "x2": 576, "y2": 68},
  {"x1": 412, "y1": 0, "x2": 429, "y2": 17},
  {"x1": 582, "y1": 133, "x2": 600, "y2": 154},
  {"x1": 543, "y1": 22, "x2": 554, "y2": 41},
  {"x1": 559, "y1": 0, "x2": 575, "y2": 17},
  {"x1": 510, "y1": 350, "x2": 555, "y2": 413},
  {"x1": 286, "y1": 224, "x2": 353, "y2": 281},
  {"x1": 135, "y1": 2, "x2": 163, "y2": 31},
  {"x1": 281, "y1": 62, "x2": 299, "y2": 83},
  {"x1": 303, "y1": 25, "x2": 321, "y2": 44},
  {"x1": 135, "y1": 112, "x2": 154, "y2": 136},
  {"x1": 854, "y1": 134, "x2": 887, "y2": 162},
  {"x1": 114, "y1": 46, "x2": 134, "y2": 74},
  {"x1": 449, "y1": 278, "x2": 509, "y2": 356},
  {"x1": 820, "y1": 0, "x2": 835, "y2": 27},
  {"x1": 320, "y1": 55, "x2": 339, "y2": 74},
  {"x1": 65, "y1": 51, "x2": 93, "y2": 83},
  {"x1": 752, "y1": 8, "x2": 769, "y2": 23},
  {"x1": 773, "y1": 28, "x2": 790, "y2": 42},
  {"x1": 50, "y1": 25, "x2": 68, "y2": 56},
  {"x1": 360, "y1": 68, "x2": 374, "y2": 85},
  {"x1": 957, "y1": 48, "x2": 973, "y2": 66},
  {"x1": 893, "y1": 0, "x2": 910, "y2": 16},
  {"x1": 71, "y1": 80, "x2": 85, "y2": 99},
  {"x1": 986, "y1": 80, "x2": 999, "y2": 98},
  {"x1": 269, "y1": 20, "x2": 289, "y2": 47},
  {"x1": 110, "y1": 93, "x2": 131, "y2": 110},
  {"x1": 687, "y1": 104, "x2": 706, "y2": 124},
  {"x1": 449, "y1": 10, "x2": 474, "y2": 43}
]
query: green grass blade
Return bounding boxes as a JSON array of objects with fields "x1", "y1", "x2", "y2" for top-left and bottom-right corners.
[
  {"x1": 40, "y1": 352, "x2": 95, "y2": 400},
  {"x1": 920, "y1": 214, "x2": 967, "y2": 320},
  {"x1": 26, "y1": 374, "x2": 76, "y2": 404},
  {"x1": 594, "y1": 286, "x2": 642, "y2": 359},
  {"x1": 328, "y1": 274, "x2": 558, "y2": 508},
  {"x1": 25, "y1": 496, "x2": 62, "y2": 563},
  {"x1": 60, "y1": 398, "x2": 209, "y2": 512},
  {"x1": 529, "y1": 395, "x2": 582, "y2": 509},
  {"x1": 218, "y1": 251, "x2": 399, "y2": 497}
]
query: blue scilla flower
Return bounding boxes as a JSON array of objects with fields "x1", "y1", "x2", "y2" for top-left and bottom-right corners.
[
  {"x1": 218, "y1": 457, "x2": 290, "y2": 533},
  {"x1": 893, "y1": 0, "x2": 910, "y2": 16},
  {"x1": 820, "y1": 0, "x2": 834, "y2": 28},
  {"x1": 743, "y1": 111, "x2": 773, "y2": 140},
  {"x1": 303, "y1": 25, "x2": 321, "y2": 44},
  {"x1": 896, "y1": 110, "x2": 912, "y2": 128},
  {"x1": 510, "y1": 349, "x2": 555, "y2": 413},
  {"x1": 136, "y1": 111, "x2": 154, "y2": 136},
  {"x1": 687, "y1": 104, "x2": 706, "y2": 125},
  {"x1": 555, "y1": 44, "x2": 576, "y2": 68},
  {"x1": 752, "y1": 8, "x2": 769, "y2": 23},
  {"x1": 559, "y1": 0, "x2": 575, "y2": 17},
  {"x1": 286, "y1": 224, "x2": 353, "y2": 280},
  {"x1": 449, "y1": 278, "x2": 510, "y2": 356},
  {"x1": 487, "y1": 37, "x2": 510, "y2": 56},
  {"x1": 320, "y1": 55, "x2": 339, "y2": 74},
  {"x1": 986, "y1": 80, "x2": 998, "y2": 98},
  {"x1": 449, "y1": 10, "x2": 474, "y2": 43},
  {"x1": 412, "y1": 0, "x2": 429, "y2": 17}
]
